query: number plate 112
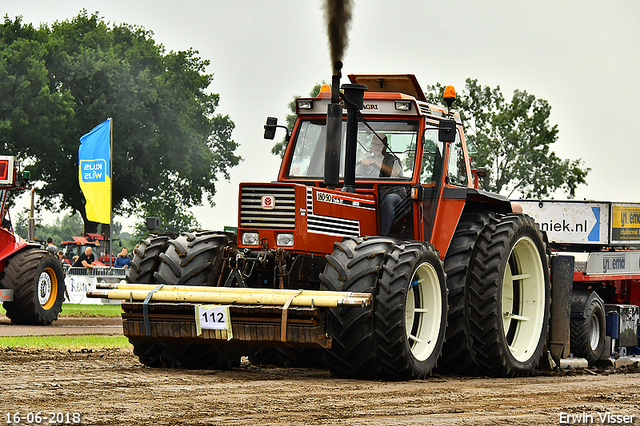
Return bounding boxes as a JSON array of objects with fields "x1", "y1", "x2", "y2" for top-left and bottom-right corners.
[{"x1": 195, "y1": 305, "x2": 233, "y2": 340}]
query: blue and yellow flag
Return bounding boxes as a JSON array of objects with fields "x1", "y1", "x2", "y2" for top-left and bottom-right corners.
[{"x1": 78, "y1": 118, "x2": 111, "y2": 224}]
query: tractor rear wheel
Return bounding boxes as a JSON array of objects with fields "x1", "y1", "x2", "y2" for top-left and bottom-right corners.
[
  {"x1": 321, "y1": 237, "x2": 447, "y2": 380},
  {"x1": 570, "y1": 291, "x2": 606, "y2": 365},
  {"x1": 468, "y1": 214, "x2": 550, "y2": 377},
  {"x1": 2, "y1": 249, "x2": 65, "y2": 325},
  {"x1": 437, "y1": 211, "x2": 493, "y2": 374}
]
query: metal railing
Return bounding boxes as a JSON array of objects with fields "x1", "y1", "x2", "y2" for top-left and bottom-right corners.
[{"x1": 64, "y1": 265, "x2": 128, "y2": 278}]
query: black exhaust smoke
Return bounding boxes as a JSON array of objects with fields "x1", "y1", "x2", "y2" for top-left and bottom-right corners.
[{"x1": 324, "y1": 0, "x2": 353, "y2": 74}]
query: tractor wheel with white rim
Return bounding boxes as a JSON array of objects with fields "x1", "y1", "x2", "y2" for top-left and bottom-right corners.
[
  {"x1": 437, "y1": 211, "x2": 494, "y2": 374},
  {"x1": 468, "y1": 214, "x2": 550, "y2": 377},
  {"x1": 2, "y1": 248, "x2": 65, "y2": 325},
  {"x1": 374, "y1": 240, "x2": 448, "y2": 380},
  {"x1": 321, "y1": 237, "x2": 447, "y2": 380}
]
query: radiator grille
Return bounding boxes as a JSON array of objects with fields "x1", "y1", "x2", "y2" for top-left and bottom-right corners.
[{"x1": 240, "y1": 185, "x2": 296, "y2": 229}]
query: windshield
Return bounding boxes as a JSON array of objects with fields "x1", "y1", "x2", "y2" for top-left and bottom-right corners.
[{"x1": 288, "y1": 119, "x2": 419, "y2": 180}]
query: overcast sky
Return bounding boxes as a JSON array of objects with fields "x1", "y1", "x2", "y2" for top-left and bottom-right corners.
[{"x1": 3, "y1": 0, "x2": 640, "y2": 232}]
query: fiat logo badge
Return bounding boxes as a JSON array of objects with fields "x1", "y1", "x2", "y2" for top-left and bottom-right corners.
[{"x1": 261, "y1": 195, "x2": 275, "y2": 210}]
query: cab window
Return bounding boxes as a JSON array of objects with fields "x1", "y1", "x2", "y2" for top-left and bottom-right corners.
[{"x1": 447, "y1": 134, "x2": 468, "y2": 187}]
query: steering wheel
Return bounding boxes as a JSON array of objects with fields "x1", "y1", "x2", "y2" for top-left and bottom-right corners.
[{"x1": 356, "y1": 161, "x2": 380, "y2": 177}]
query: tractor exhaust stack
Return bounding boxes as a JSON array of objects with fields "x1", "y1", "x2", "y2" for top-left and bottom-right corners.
[{"x1": 324, "y1": 61, "x2": 343, "y2": 189}]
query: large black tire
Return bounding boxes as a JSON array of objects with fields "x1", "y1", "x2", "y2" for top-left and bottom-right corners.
[
  {"x1": 468, "y1": 214, "x2": 550, "y2": 377},
  {"x1": 374, "y1": 241, "x2": 448, "y2": 380},
  {"x1": 154, "y1": 231, "x2": 231, "y2": 285},
  {"x1": 2, "y1": 249, "x2": 65, "y2": 325},
  {"x1": 127, "y1": 234, "x2": 172, "y2": 367},
  {"x1": 321, "y1": 237, "x2": 447, "y2": 380},
  {"x1": 570, "y1": 292, "x2": 606, "y2": 365},
  {"x1": 437, "y1": 211, "x2": 493, "y2": 374},
  {"x1": 127, "y1": 234, "x2": 174, "y2": 284},
  {"x1": 130, "y1": 231, "x2": 242, "y2": 370},
  {"x1": 320, "y1": 237, "x2": 396, "y2": 378}
]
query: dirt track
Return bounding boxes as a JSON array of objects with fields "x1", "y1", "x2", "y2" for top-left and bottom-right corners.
[
  {"x1": 0, "y1": 317, "x2": 123, "y2": 336},
  {"x1": 2, "y1": 346, "x2": 640, "y2": 426}
]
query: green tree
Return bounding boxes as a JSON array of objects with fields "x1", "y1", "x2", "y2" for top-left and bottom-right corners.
[
  {"x1": 271, "y1": 83, "x2": 324, "y2": 158},
  {"x1": 129, "y1": 188, "x2": 201, "y2": 244},
  {"x1": 0, "y1": 12, "x2": 241, "y2": 232},
  {"x1": 426, "y1": 79, "x2": 589, "y2": 198}
]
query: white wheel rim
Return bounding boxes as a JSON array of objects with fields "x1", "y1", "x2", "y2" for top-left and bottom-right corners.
[
  {"x1": 38, "y1": 271, "x2": 53, "y2": 306},
  {"x1": 589, "y1": 314, "x2": 601, "y2": 351},
  {"x1": 405, "y1": 261, "x2": 442, "y2": 362},
  {"x1": 501, "y1": 236, "x2": 545, "y2": 362}
]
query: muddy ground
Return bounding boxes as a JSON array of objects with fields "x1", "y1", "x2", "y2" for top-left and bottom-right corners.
[{"x1": 2, "y1": 346, "x2": 640, "y2": 426}]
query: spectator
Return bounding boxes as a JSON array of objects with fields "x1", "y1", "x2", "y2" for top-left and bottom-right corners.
[
  {"x1": 57, "y1": 250, "x2": 64, "y2": 263},
  {"x1": 73, "y1": 246, "x2": 95, "y2": 270},
  {"x1": 113, "y1": 247, "x2": 131, "y2": 269},
  {"x1": 46, "y1": 237, "x2": 58, "y2": 254},
  {"x1": 1, "y1": 206, "x2": 11, "y2": 231}
]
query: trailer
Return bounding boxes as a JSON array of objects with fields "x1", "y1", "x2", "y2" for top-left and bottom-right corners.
[{"x1": 518, "y1": 200, "x2": 640, "y2": 365}]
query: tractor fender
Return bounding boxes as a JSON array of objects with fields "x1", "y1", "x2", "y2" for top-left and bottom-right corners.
[{"x1": 571, "y1": 290, "x2": 604, "y2": 319}]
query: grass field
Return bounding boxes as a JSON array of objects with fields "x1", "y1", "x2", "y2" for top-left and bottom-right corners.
[
  {"x1": 0, "y1": 335, "x2": 130, "y2": 349},
  {"x1": 0, "y1": 304, "x2": 126, "y2": 349},
  {"x1": 60, "y1": 303, "x2": 123, "y2": 318},
  {"x1": 0, "y1": 303, "x2": 123, "y2": 318}
]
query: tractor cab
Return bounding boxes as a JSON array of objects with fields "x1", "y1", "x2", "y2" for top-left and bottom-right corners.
[{"x1": 259, "y1": 75, "x2": 509, "y2": 258}]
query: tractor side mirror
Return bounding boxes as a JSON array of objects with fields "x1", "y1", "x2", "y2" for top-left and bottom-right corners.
[
  {"x1": 438, "y1": 119, "x2": 457, "y2": 143},
  {"x1": 264, "y1": 117, "x2": 278, "y2": 140}
]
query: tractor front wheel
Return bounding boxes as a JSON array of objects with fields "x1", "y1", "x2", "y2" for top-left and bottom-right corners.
[
  {"x1": 130, "y1": 231, "x2": 242, "y2": 370},
  {"x1": 321, "y1": 237, "x2": 447, "y2": 380},
  {"x1": 375, "y1": 241, "x2": 447, "y2": 379}
]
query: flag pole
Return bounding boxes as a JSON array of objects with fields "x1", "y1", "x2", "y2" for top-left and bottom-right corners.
[{"x1": 108, "y1": 117, "x2": 113, "y2": 267}]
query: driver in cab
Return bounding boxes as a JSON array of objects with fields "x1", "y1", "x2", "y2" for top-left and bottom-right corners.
[
  {"x1": 358, "y1": 134, "x2": 403, "y2": 236},
  {"x1": 359, "y1": 134, "x2": 401, "y2": 178}
]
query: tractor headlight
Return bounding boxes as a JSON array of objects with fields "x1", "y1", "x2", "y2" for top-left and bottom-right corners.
[
  {"x1": 395, "y1": 101, "x2": 412, "y2": 111},
  {"x1": 242, "y1": 232, "x2": 259, "y2": 246},
  {"x1": 297, "y1": 99, "x2": 313, "y2": 110},
  {"x1": 276, "y1": 233, "x2": 294, "y2": 247}
]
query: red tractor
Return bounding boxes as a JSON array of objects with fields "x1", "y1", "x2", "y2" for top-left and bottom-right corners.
[
  {"x1": 101, "y1": 69, "x2": 550, "y2": 379},
  {"x1": 0, "y1": 156, "x2": 65, "y2": 325},
  {"x1": 60, "y1": 236, "x2": 108, "y2": 266}
]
